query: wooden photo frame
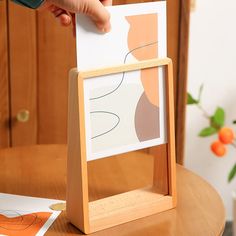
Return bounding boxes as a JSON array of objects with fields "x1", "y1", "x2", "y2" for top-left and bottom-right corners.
[{"x1": 66, "y1": 58, "x2": 176, "y2": 234}]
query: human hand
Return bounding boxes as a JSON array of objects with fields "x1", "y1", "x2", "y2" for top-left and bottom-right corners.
[{"x1": 40, "y1": 0, "x2": 112, "y2": 34}]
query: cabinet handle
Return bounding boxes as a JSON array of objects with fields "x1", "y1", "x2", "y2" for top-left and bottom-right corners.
[{"x1": 16, "y1": 110, "x2": 30, "y2": 123}]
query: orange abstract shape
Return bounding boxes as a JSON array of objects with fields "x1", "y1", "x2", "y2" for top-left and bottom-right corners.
[
  {"x1": 126, "y1": 14, "x2": 159, "y2": 106},
  {"x1": 0, "y1": 211, "x2": 52, "y2": 236},
  {"x1": 126, "y1": 14, "x2": 158, "y2": 61},
  {"x1": 141, "y1": 68, "x2": 159, "y2": 106}
]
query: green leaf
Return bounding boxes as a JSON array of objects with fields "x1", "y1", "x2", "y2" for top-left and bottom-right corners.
[
  {"x1": 233, "y1": 120, "x2": 236, "y2": 124},
  {"x1": 198, "y1": 84, "x2": 204, "y2": 103},
  {"x1": 210, "y1": 116, "x2": 219, "y2": 130},
  {"x1": 211, "y1": 107, "x2": 225, "y2": 128},
  {"x1": 187, "y1": 93, "x2": 198, "y2": 105},
  {"x1": 198, "y1": 127, "x2": 218, "y2": 137},
  {"x1": 228, "y1": 164, "x2": 236, "y2": 183}
]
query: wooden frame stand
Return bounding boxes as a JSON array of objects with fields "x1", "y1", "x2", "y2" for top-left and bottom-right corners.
[{"x1": 67, "y1": 58, "x2": 176, "y2": 234}]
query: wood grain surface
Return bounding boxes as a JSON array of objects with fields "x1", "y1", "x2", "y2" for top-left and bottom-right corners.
[
  {"x1": 67, "y1": 68, "x2": 89, "y2": 233},
  {"x1": 37, "y1": 10, "x2": 76, "y2": 144},
  {"x1": 176, "y1": 0, "x2": 191, "y2": 165},
  {"x1": 8, "y1": 3, "x2": 37, "y2": 146},
  {"x1": 0, "y1": 0, "x2": 10, "y2": 148},
  {"x1": 0, "y1": 145, "x2": 225, "y2": 236}
]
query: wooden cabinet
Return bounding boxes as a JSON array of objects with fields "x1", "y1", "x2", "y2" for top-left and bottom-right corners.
[
  {"x1": 7, "y1": 1, "x2": 76, "y2": 146},
  {"x1": 0, "y1": 0, "x2": 190, "y2": 164}
]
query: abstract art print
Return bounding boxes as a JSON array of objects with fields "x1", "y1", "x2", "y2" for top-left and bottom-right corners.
[
  {"x1": 76, "y1": 2, "x2": 167, "y2": 160},
  {"x1": 0, "y1": 193, "x2": 64, "y2": 236}
]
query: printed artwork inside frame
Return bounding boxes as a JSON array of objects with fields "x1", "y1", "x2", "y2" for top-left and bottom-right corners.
[{"x1": 76, "y1": 2, "x2": 167, "y2": 161}]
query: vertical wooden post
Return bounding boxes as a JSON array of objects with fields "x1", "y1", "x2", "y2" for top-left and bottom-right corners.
[
  {"x1": 0, "y1": 0, "x2": 10, "y2": 148},
  {"x1": 152, "y1": 144, "x2": 168, "y2": 194},
  {"x1": 166, "y1": 61, "x2": 177, "y2": 205},
  {"x1": 67, "y1": 69, "x2": 90, "y2": 233}
]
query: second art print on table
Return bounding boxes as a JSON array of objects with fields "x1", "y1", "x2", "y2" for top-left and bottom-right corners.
[{"x1": 76, "y1": 2, "x2": 167, "y2": 161}]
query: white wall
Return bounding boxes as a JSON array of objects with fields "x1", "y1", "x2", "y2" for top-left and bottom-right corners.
[{"x1": 185, "y1": 0, "x2": 236, "y2": 220}]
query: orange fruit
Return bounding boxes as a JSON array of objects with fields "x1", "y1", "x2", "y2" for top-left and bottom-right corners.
[
  {"x1": 210, "y1": 141, "x2": 226, "y2": 157},
  {"x1": 218, "y1": 127, "x2": 234, "y2": 144}
]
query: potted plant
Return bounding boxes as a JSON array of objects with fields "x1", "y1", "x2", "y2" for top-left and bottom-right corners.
[{"x1": 188, "y1": 85, "x2": 236, "y2": 235}]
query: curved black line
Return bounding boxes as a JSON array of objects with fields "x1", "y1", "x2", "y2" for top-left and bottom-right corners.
[
  {"x1": 89, "y1": 41, "x2": 158, "y2": 139},
  {"x1": 90, "y1": 41, "x2": 158, "y2": 100},
  {"x1": 0, "y1": 210, "x2": 23, "y2": 227},
  {"x1": 0, "y1": 211, "x2": 43, "y2": 231},
  {"x1": 90, "y1": 111, "x2": 120, "y2": 139},
  {"x1": 22, "y1": 213, "x2": 41, "y2": 230}
]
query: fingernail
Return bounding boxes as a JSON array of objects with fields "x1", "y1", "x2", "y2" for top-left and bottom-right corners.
[
  {"x1": 101, "y1": 28, "x2": 108, "y2": 33},
  {"x1": 101, "y1": 23, "x2": 111, "y2": 33},
  {"x1": 95, "y1": 21, "x2": 111, "y2": 34}
]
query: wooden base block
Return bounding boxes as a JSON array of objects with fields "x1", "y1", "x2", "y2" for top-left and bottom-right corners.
[{"x1": 89, "y1": 187, "x2": 174, "y2": 233}]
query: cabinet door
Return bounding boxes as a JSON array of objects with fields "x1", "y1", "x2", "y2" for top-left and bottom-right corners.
[
  {"x1": 8, "y1": 3, "x2": 76, "y2": 145},
  {"x1": 8, "y1": 2, "x2": 37, "y2": 146},
  {"x1": 37, "y1": 11, "x2": 76, "y2": 144},
  {"x1": 0, "y1": 0, "x2": 10, "y2": 148}
]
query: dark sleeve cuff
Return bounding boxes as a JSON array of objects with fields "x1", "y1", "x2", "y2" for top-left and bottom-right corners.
[{"x1": 11, "y1": 0, "x2": 45, "y2": 9}]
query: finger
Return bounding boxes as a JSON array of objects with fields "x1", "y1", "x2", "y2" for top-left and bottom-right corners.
[
  {"x1": 48, "y1": 4, "x2": 58, "y2": 12},
  {"x1": 49, "y1": 0, "x2": 111, "y2": 32},
  {"x1": 58, "y1": 13, "x2": 72, "y2": 26},
  {"x1": 50, "y1": 7, "x2": 72, "y2": 26},
  {"x1": 85, "y1": 0, "x2": 111, "y2": 32},
  {"x1": 52, "y1": 8, "x2": 65, "y2": 17}
]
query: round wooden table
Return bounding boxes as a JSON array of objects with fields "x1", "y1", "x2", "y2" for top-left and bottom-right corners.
[{"x1": 0, "y1": 145, "x2": 225, "y2": 235}]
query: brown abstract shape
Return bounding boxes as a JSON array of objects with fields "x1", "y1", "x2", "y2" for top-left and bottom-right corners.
[
  {"x1": 126, "y1": 14, "x2": 159, "y2": 106},
  {"x1": 0, "y1": 211, "x2": 52, "y2": 236},
  {"x1": 135, "y1": 92, "x2": 160, "y2": 141}
]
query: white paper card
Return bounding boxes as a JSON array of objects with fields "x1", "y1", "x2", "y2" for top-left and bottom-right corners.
[
  {"x1": 0, "y1": 193, "x2": 64, "y2": 236},
  {"x1": 76, "y1": 2, "x2": 167, "y2": 161}
]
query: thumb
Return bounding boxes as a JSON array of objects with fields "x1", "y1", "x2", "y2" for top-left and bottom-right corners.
[
  {"x1": 85, "y1": 0, "x2": 111, "y2": 32},
  {"x1": 46, "y1": 0, "x2": 111, "y2": 32}
]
